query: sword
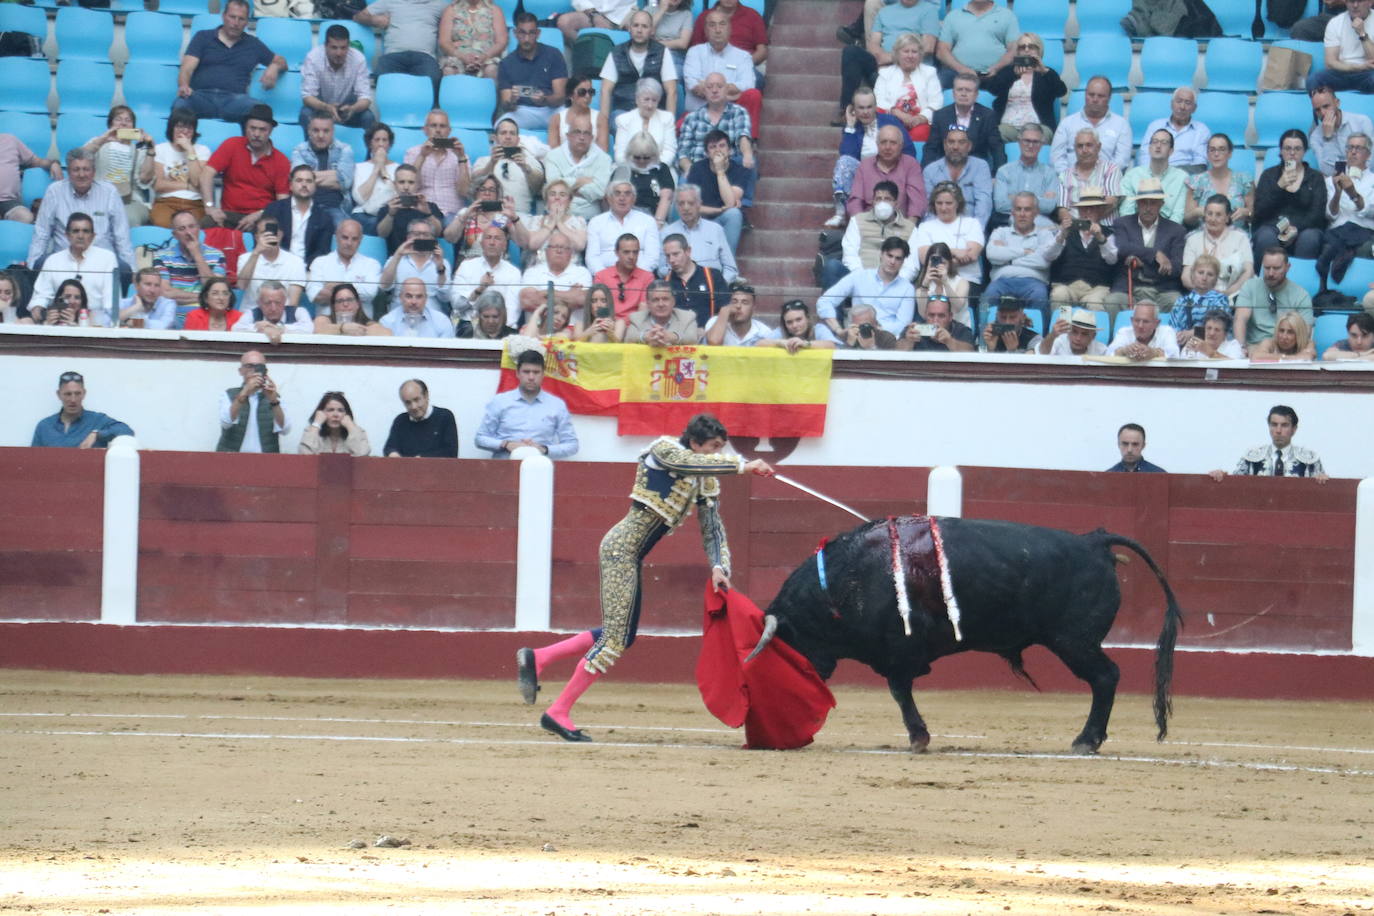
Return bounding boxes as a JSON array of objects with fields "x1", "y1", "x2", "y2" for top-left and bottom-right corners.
[{"x1": 771, "y1": 474, "x2": 871, "y2": 522}]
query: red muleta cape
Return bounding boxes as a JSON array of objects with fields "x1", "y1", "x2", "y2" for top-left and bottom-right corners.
[{"x1": 696, "y1": 582, "x2": 836, "y2": 749}]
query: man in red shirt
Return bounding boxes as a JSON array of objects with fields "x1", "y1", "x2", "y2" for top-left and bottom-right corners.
[
  {"x1": 593, "y1": 233, "x2": 655, "y2": 318},
  {"x1": 201, "y1": 104, "x2": 290, "y2": 232},
  {"x1": 690, "y1": 0, "x2": 769, "y2": 67}
]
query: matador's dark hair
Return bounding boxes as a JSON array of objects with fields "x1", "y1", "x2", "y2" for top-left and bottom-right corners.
[{"x1": 680, "y1": 414, "x2": 727, "y2": 447}]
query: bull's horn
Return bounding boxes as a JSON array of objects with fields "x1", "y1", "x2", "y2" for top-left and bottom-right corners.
[{"x1": 744, "y1": 614, "x2": 778, "y2": 663}]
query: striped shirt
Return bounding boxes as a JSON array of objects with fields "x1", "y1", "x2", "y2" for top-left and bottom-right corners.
[{"x1": 152, "y1": 239, "x2": 227, "y2": 299}]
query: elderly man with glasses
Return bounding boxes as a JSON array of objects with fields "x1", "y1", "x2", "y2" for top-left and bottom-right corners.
[{"x1": 1317, "y1": 132, "x2": 1374, "y2": 288}]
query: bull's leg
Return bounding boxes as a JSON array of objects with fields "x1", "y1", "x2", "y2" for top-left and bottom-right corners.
[
  {"x1": 1046, "y1": 644, "x2": 1120, "y2": 754},
  {"x1": 886, "y1": 676, "x2": 931, "y2": 753}
]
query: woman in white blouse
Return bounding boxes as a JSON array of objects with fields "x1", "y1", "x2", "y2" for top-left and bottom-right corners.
[
  {"x1": 908, "y1": 182, "x2": 985, "y2": 294},
  {"x1": 351, "y1": 123, "x2": 400, "y2": 236},
  {"x1": 872, "y1": 33, "x2": 943, "y2": 143},
  {"x1": 1181, "y1": 194, "x2": 1253, "y2": 298},
  {"x1": 613, "y1": 78, "x2": 678, "y2": 170}
]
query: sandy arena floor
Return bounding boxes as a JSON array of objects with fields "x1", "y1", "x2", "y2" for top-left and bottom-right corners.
[{"x1": 0, "y1": 669, "x2": 1371, "y2": 915}]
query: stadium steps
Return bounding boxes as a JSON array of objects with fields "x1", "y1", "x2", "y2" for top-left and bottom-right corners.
[{"x1": 736, "y1": 0, "x2": 860, "y2": 309}]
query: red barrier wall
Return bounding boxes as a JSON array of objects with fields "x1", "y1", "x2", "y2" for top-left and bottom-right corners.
[{"x1": 0, "y1": 450, "x2": 1358, "y2": 654}]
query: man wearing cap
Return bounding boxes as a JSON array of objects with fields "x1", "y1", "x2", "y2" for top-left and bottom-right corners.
[
  {"x1": 1119, "y1": 129, "x2": 1189, "y2": 223},
  {"x1": 31, "y1": 371, "x2": 134, "y2": 449},
  {"x1": 1039, "y1": 307, "x2": 1107, "y2": 356},
  {"x1": 1107, "y1": 423, "x2": 1166, "y2": 472},
  {"x1": 1104, "y1": 302, "x2": 1180, "y2": 360},
  {"x1": 1105, "y1": 176, "x2": 1187, "y2": 320},
  {"x1": 983, "y1": 191, "x2": 1063, "y2": 320},
  {"x1": 202, "y1": 105, "x2": 291, "y2": 232},
  {"x1": 1048, "y1": 186, "x2": 1120, "y2": 319},
  {"x1": 174, "y1": 0, "x2": 288, "y2": 123}
]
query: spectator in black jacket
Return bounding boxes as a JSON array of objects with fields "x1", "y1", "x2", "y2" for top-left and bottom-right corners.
[
  {"x1": 260, "y1": 165, "x2": 336, "y2": 266},
  {"x1": 984, "y1": 32, "x2": 1067, "y2": 143},
  {"x1": 1253, "y1": 128, "x2": 1328, "y2": 261},
  {"x1": 922, "y1": 72, "x2": 1003, "y2": 171},
  {"x1": 384, "y1": 379, "x2": 459, "y2": 458}
]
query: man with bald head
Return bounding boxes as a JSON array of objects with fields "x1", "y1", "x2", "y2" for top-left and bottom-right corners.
[
  {"x1": 306, "y1": 219, "x2": 382, "y2": 315},
  {"x1": 380, "y1": 277, "x2": 456, "y2": 337},
  {"x1": 384, "y1": 379, "x2": 459, "y2": 458},
  {"x1": 1136, "y1": 87, "x2": 1211, "y2": 171},
  {"x1": 1051, "y1": 76, "x2": 1132, "y2": 172},
  {"x1": 217, "y1": 349, "x2": 289, "y2": 454},
  {"x1": 846, "y1": 123, "x2": 927, "y2": 219}
]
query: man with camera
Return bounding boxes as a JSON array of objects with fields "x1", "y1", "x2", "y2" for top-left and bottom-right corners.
[
  {"x1": 499, "y1": 12, "x2": 570, "y2": 132},
  {"x1": 983, "y1": 191, "x2": 1062, "y2": 321},
  {"x1": 217, "y1": 350, "x2": 289, "y2": 453},
  {"x1": 704, "y1": 282, "x2": 771, "y2": 346},
  {"x1": 32, "y1": 371, "x2": 134, "y2": 449},
  {"x1": 376, "y1": 165, "x2": 445, "y2": 256},
  {"x1": 475, "y1": 348, "x2": 579, "y2": 460},
  {"x1": 380, "y1": 218, "x2": 450, "y2": 313},
  {"x1": 1048, "y1": 186, "x2": 1120, "y2": 320},
  {"x1": 981, "y1": 296, "x2": 1041, "y2": 353},
  {"x1": 452, "y1": 225, "x2": 522, "y2": 326},
  {"x1": 236, "y1": 216, "x2": 307, "y2": 311},
  {"x1": 518, "y1": 230, "x2": 594, "y2": 326},
  {"x1": 1039, "y1": 307, "x2": 1107, "y2": 357},
  {"x1": 232, "y1": 280, "x2": 313, "y2": 343},
  {"x1": 403, "y1": 110, "x2": 470, "y2": 224},
  {"x1": 816, "y1": 235, "x2": 916, "y2": 339},
  {"x1": 838, "y1": 303, "x2": 899, "y2": 350},
  {"x1": 896, "y1": 294, "x2": 974, "y2": 352}
]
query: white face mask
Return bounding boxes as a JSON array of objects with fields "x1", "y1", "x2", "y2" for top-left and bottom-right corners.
[{"x1": 873, "y1": 200, "x2": 895, "y2": 221}]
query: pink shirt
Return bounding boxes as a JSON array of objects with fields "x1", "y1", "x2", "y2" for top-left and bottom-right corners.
[
  {"x1": 846, "y1": 155, "x2": 927, "y2": 220},
  {"x1": 403, "y1": 145, "x2": 466, "y2": 220},
  {"x1": 0, "y1": 135, "x2": 41, "y2": 203}
]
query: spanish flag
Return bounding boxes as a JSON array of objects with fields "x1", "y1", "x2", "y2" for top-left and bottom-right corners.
[
  {"x1": 617, "y1": 345, "x2": 831, "y2": 438},
  {"x1": 498, "y1": 341, "x2": 832, "y2": 437}
]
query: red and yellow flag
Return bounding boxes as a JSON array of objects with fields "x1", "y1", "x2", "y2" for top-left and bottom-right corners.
[{"x1": 499, "y1": 340, "x2": 832, "y2": 437}]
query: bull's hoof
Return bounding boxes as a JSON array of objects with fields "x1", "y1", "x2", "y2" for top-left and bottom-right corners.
[
  {"x1": 909, "y1": 733, "x2": 931, "y2": 754},
  {"x1": 1070, "y1": 741, "x2": 1100, "y2": 756}
]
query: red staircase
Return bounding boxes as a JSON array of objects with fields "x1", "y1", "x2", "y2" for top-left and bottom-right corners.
[{"x1": 740, "y1": 0, "x2": 861, "y2": 312}]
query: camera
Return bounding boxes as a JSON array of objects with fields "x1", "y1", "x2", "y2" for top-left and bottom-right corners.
[
  {"x1": 479, "y1": 200, "x2": 503, "y2": 212},
  {"x1": 1073, "y1": 218, "x2": 1092, "y2": 231},
  {"x1": 252, "y1": 364, "x2": 267, "y2": 377},
  {"x1": 502, "y1": 146, "x2": 521, "y2": 159},
  {"x1": 928, "y1": 254, "x2": 945, "y2": 267},
  {"x1": 398, "y1": 194, "x2": 419, "y2": 207},
  {"x1": 412, "y1": 238, "x2": 437, "y2": 252},
  {"x1": 859, "y1": 322, "x2": 874, "y2": 339},
  {"x1": 913, "y1": 323, "x2": 938, "y2": 337},
  {"x1": 991, "y1": 322, "x2": 1020, "y2": 335}
]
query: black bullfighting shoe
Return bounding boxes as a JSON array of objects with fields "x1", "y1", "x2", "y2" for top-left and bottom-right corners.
[
  {"x1": 540, "y1": 713, "x2": 593, "y2": 742},
  {"x1": 516, "y1": 648, "x2": 539, "y2": 704}
]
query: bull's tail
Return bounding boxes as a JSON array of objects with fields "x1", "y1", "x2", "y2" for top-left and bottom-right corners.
[{"x1": 1098, "y1": 532, "x2": 1184, "y2": 742}]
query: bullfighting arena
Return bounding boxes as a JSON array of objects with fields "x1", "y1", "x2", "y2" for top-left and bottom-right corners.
[{"x1": 1, "y1": 670, "x2": 1370, "y2": 915}]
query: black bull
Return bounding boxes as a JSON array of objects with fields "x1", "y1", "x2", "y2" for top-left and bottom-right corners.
[{"x1": 748, "y1": 516, "x2": 1184, "y2": 753}]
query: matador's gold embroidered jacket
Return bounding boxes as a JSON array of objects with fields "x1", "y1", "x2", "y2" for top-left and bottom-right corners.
[{"x1": 629, "y1": 436, "x2": 746, "y2": 575}]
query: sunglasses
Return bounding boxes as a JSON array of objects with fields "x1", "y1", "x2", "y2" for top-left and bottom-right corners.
[
  {"x1": 59, "y1": 371, "x2": 84, "y2": 385},
  {"x1": 574, "y1": 88, "x2": 594, "y2": 97}
]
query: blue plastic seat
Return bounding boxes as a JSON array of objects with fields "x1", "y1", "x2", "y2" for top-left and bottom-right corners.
[
  {"x1": 1214, "y1": 2, "x2": 1282, "y2": 38},
  {"x1": 1285, "y1": 258, "x2": 1320, "y2": 293},
  {"x1": 439, "y1": 74, "x2": 499, "y2": 130},
  {"x1": 189, "y1": 13, "x2": 221, "y2": 36},
  {"x1": 1137, "y1": 37, "x2": 1199, "y2": 90},
  {"x1": 1071, "y1": 34, "x2": 1133, "y2": 90},
  {"x1": 131, "y1": 226, "x2": 174, "y2": 250},
  {"x1": 1254, "y1": 92, "x2": 1303, "y2": 147},
  {"x1": 1203, "y1": 37, "x2": 1264, "y2": 93},
  {"x1": 1340, "y1": 93, "x2": 1374, "y2": 127},
  {"x1": 7, "y1": 112, "x2": 53, "y2": 159},
  {"x1": 22, "y1": 166, "x2": 53, "y2": 206},
  {"x1": 158, "y1": 0, "x2": 214, "y2": 14},
  {"x1": 1042, "y1": 39, "x2": 1065, "y2": 74},
  {"x1": 273, "y1": 124, "x2": 305, "y2": 154},
  {"x1": 1074, "y1": 0, "x2": 1132, "y2": 37},
  {"x1": 121, "y1": 61, "x2": 181, "y2": 120},
  {"x1": 1334, "y1": 257, "x2": 1374, "y2": 299},
  {"x1": 0, "y1": 58, "x2": 53, "y2": 114},
  {"x1": 1196, "y1": 92, "x2": 1252, "y2": 147},
  {"x1": 55, "y1": 113, "x2": 108, "y2": 157},
  {"x1": 124, "y1": 11, "x2": 187, "y2": 64},
  {"x1": 453, "y1": 128, "x2": 491, "y2": 160},
  {"x1": 0, "y1": 221, "x2": 36, "y2": 266},
  {"x1": 336, "y1": 125, "x2": 367, "y2": 162},
  {"x1": 520, "y1": 0, "x2": 572, "y2": 23},
  {"x1": 1313, "y1": 313, "x2": 1349, "y2": 355},
  {"x1": 390, "y1": 127, "x2": 426, "y2": 158},
  {"x1": 319, "y1": 19, "x2": 375, "y2": 65},
  {"x1": 253, "y1": 18, "x2": 313, "y2": 68},
  {"x1": 1015, "y1": 0, "x2": 1069, "y2": 37},
  {"x1": 740, "y1": 0, "x2": 763, "y2": 16},
  {"x1": 1129, "y1": 92, "x2": 1172, "y2": 139},
  {"x1": 55, "y1": 60, "x2": 117, "y2": 116},
  {"x1": 357, "y1": 234, "x2": 388, "y2": 262},
  {"x1": 377, "y1": 73, "x2": 437, "y2": 128},
  {"x1": 54, "y1": 6, "x2": 114, "y2": 61},
  {"x1": 248, "y1": 69, "x2": 304, "y2": 124},
  {"x1": 195, "y1": 118, "x2": 241, "y2": 153},
  {"x1": 0, "y1": 3, "x2": 48, "y2": 44},
  {"x1": 1002, "y1": 140, "x2": 1051, "y2": 165}
]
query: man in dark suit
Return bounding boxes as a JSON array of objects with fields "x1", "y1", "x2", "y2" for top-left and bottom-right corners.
[
  {"x1": 922, "y1": 72, "x2": 1003, "y2": 171},
  {"x1": 1105, "y1": 177, "x2": 1187, "y2": 318},
  {"x1": 260, "y1": 164, "x2": 336, "y2": 266}
]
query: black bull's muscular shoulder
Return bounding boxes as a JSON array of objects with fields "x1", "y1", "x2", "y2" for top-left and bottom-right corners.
[{"x1": 754, "y1": 516, "x2": 1184, "y2": 754}]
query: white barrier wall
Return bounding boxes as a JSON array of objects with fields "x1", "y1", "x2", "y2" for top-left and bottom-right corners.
[{"x1": 5, "y1": 326, "x2": 1374, "y2": 477}]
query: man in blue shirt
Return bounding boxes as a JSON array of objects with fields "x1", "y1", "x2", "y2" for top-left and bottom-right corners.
[
  {"x1": 1107, "y1": 423, "x2": 1166, "y2": 472},
  {"x1": 496, "y1": 13, "x2": 569, "y2": 132},
  {"x1": 817, "y1": 235, "x2": 917, "y2": 337},
  {"x1": 31, "y1": 371, "x2": 134, "y2": 449},
  {"x1": 475, "y1": 349, "x2": 579, "y2": 459},
  {"x1": 174, "y1": 0, "x2": 287, "y2": 123}
]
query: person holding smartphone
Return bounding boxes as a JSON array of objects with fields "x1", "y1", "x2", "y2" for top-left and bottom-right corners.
[
  {"x1": 217, "y1": 350, "x2": 288, "y2": 454},
  {"x1": 379, "y1": 218, "x2": 450, "y2": 313},
  {"x1": 1253, "y1": 129, "x2": 1328, "y2": 261},
  {"x1": 470, "y1": 118, "x2": 546, "y2": 216}
]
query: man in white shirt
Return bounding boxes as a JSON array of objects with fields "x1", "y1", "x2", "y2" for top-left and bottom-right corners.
[
  {"x1": 30, "y1": 212, "x2": 118, "y2": 325},
  {"x1": 1104, "y1": 302, "x2": 1180, "y2": 360},
  {"x1": 217, "y1": 349, "x2": 289, "y2": 453},
  {"x1": 232, "y1": 280, "x2": 314, "y2": 343},
  {"x1": 683, "y1": 9, "x2": 759, "y2": 114},
  {"x1": 1136, "y1": 88, "x2": 1211, "y2": 171},
  {"x1": 586, "y1": 180, "x2": 661, "y2": 273},
  {"x1": 542, "y1": 111, "x2": 613, "y2": 222},
  {"x1": 658, "y1": 184, "x2": 738, "y2": 280},
  {"x1": 380, "y1": 277, "x2": 456, "y2": 338},
  {"x1": 1317, "y1": 132, "x2": 1374, "y2": 286},
  {"x1": 517, "y1": 230, "x2": 594, "y2": 326},
  {"x1": 1039, "y1": 307, "x2": 1107, "y2": 356},
  {"x1": 236, "y1": 220, "x2": 307, "y2": 309},
  {"x1": 703, "y1": 282, "x2": 770, "y2": 346},
  {"x1": 451, "y1": 224, "x2": 522, "y2": 324},
  {"x1": 1051, "y1": 76, "x2": 1132, "y2": 172},
  {"x1": 1308, "y1": 0, "x2": 1374, "y2": 93},
  {"x1": 597, "y1": 9, "x2": 678, "y2": 132},
  {"x1": 306, "y1": 220, "x2": 382, "y2": 317}
]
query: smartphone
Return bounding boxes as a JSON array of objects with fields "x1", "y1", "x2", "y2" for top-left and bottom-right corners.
[
  {"x1": 1276, "y1": 215, "x2": 1291, "y2": 233},
  {"x1": 928, "y1": 255, "x2": 945, "y2": 267},
  {"x1": 1192, "y1": 324, "x2": 1205, "y2": 339},
  {"x1": 502, "y1": 146, "x2": 521, "y2": 159},
  {"x1": 913, "y1": 323, "x2": 938, "y2": 336},
  {"x1": 1057, "y1": 305, "x2": 1073, "y2": 325},
  {"x1": 398, "y1": 194, "x2": 419, "y2": 207},
  {"x1": 412, "y1": 238, "x2": 437, "y2": 252},
  {"x1": 432, "y1": 137, "x2": 456, "y2": 149},
  {"x1": 1013, "y1": 55, "x2": 1036, "y2": 68},
  {"x1": 992, "y1": 322, "x2": 1020, "y2": 335},
  {"x1": 594, "y1": 305, "x2": 612, "y2": 320},
  {"x1": 1283, "y1": 159, "x2": 1297, "y2": 172},
  {"x1": 1336, "y1": 159, "x2": 1348, "y2": 175},
  {"x1": 479, "y1": 200, "x2": 502, "y2": 212},
  {"x1": 252, "y1": 364, "x2": 267, "y2": 377},
  {"x1": 116, "y1": 128, "x2": 141, "y2": 141},
  {"x1": 261, "y1": 222, "x2": 279, "y2": 236}
]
